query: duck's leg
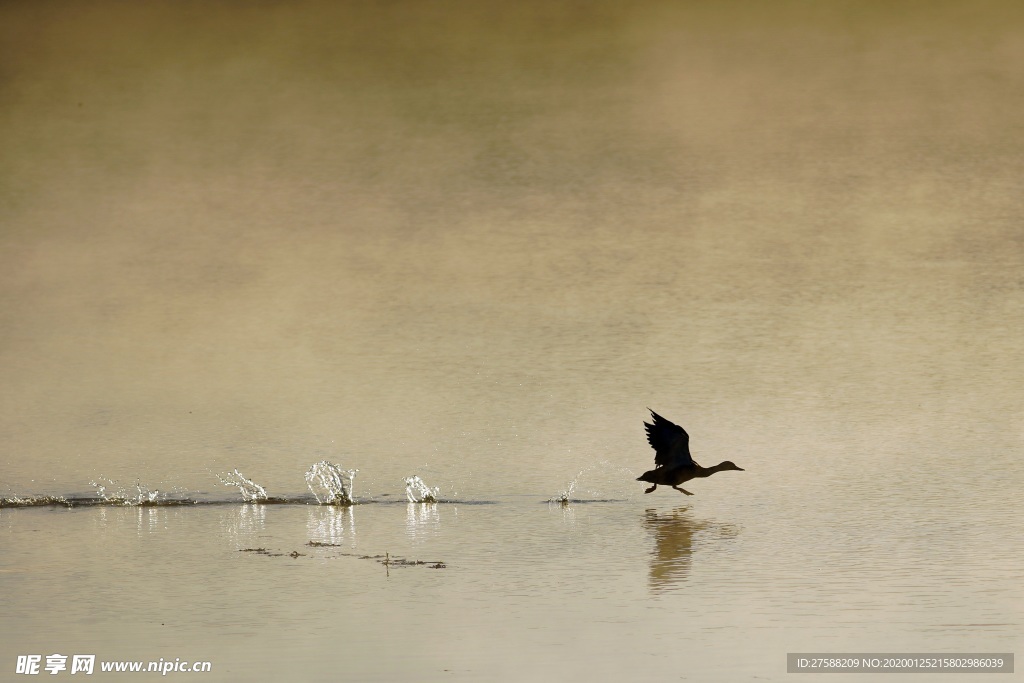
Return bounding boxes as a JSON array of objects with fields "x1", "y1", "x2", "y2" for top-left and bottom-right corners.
[
  {"x1": 643, "y1": 484, "x2": 657, "y2": 494},
  {"x1": 672, "y1": 486, "x2": 694, "y2": 496}
]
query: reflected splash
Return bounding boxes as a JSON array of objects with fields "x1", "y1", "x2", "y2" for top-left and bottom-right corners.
[
  {"x1": 405, "y1": 500, "x2": 441, "y2": 538},
  {"x1": 223, "y1": 503, "x2": 268, "y2": 538},
  {"x1": 307, "y1": 505, "x2": 357, "y2": 547},
  {"x1": 305, "y1": 461, "x2": 358, "y2": 505}
]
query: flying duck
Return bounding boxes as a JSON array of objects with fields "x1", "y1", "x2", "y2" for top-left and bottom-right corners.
[{"x1": 637, "y1": 410, "x2": 744, "y2": 495}]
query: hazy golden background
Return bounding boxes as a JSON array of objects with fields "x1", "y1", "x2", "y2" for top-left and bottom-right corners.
[{"x1": 3, "y1": 0, "x2": 1022, "y2": 497}]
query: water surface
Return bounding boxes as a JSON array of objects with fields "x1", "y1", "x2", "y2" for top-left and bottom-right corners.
[{"x1": 2, "y1": 0, "x2": 1022, "y2": 679}]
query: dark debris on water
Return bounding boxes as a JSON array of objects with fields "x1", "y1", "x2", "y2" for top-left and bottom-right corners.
[
  {"x1": 304, "y1": 542, "x2": 446, "y2": 569},
  {"x1": 238, "y1": 548, "x2": 305, "y2": 559},
  {"x1": 238, "y1": 544, "x2": 446, "y2": 569}
]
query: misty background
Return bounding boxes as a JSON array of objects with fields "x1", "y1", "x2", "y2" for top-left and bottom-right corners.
[{"x1": 2, "y1": 0, "x2": 1022, "y2": 499}]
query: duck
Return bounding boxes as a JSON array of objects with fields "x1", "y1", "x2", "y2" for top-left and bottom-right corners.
[{"x1": 637, "y1": 409, "x2": 744, "y2": 495}]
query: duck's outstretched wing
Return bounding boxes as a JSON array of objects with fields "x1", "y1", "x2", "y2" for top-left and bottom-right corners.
[{"x1": 645, "y1": 409, "x2": 692, "y2": 468}]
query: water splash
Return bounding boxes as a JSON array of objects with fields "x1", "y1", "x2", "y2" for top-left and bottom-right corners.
[
  {"x1": 305, "y1": 460, "x2": 358, "y2": 505},
  {"x1": 89, "y1": 477, "x2": 165, "y2": 506},
  {"x1": 0, "y1": 494, "x2": 71, "y2": 508},
  {"x1": 404, "y1": 475, "x2": 440, "y2": 503},
  {"x1": 549, "y1": 460, "x2": 638, "y2": 503},
  {"x1": 549, "y1": 475, "x2": 578, "y2": 504},
  {"x1": 216, "y1": 469, "x2": 268, "y2": 502}
]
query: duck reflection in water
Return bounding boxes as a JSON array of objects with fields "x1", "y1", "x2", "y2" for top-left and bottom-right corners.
[{"x1": 643, "y1": 507, "x2": 739, "y2": 591}]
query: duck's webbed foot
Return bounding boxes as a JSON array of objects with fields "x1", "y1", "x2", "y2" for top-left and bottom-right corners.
[
  {"x1": 672, "y1": 486, "x2": 694, "y2": 496},
  {"x1": 643, "y1": 484, "x2": 657, "y2": 494}
]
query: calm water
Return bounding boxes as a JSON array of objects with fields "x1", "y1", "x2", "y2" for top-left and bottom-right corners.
[{"x1": 2, "y1": 0, "x2": 1022, "y2": 680}]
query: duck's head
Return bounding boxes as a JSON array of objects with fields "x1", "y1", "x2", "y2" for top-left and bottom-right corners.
[{"x1": 719, "y1": 461, "x2": 745, "y2": 472}]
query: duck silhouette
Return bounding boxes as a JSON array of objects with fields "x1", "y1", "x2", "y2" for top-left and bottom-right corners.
[{"x1": 637, "y1": 410, "x2": 744, "y2": 495}]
